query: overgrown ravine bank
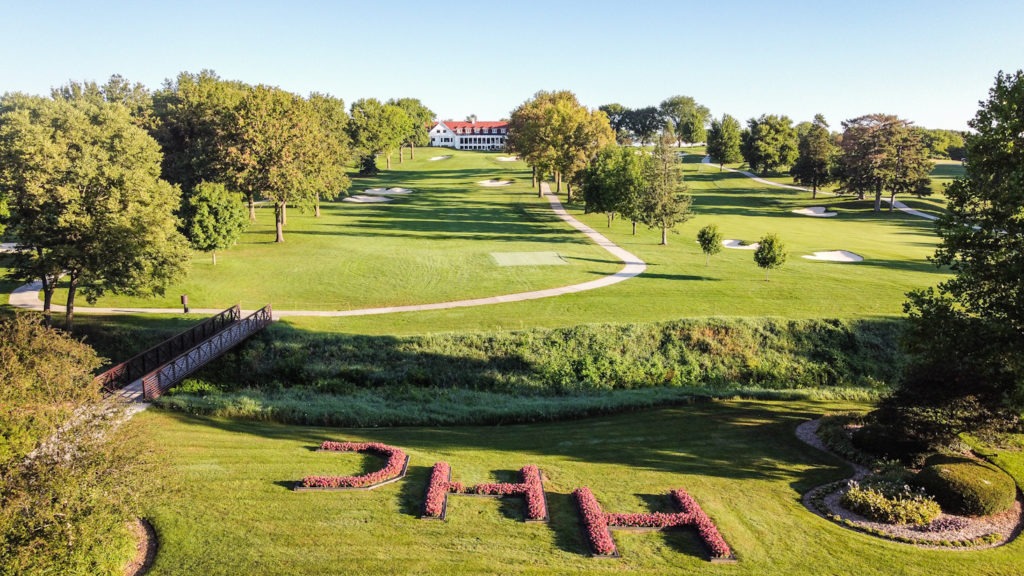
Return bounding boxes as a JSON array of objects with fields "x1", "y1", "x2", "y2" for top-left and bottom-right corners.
[{"x1": 151, "y1": 317, "x2": 904, "y2": 426}]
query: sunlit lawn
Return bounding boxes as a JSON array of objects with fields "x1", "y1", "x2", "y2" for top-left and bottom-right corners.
[{"x1": 138, "y1": 399, "x2": 1024, "y2": 576}]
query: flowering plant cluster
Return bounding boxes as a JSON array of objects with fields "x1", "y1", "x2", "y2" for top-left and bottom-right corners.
[
  {"x1": 670, "y1": 489, "x2": 732, "y2": 558},
  {"x1": 301, "y1": 441, "x2": 407, "y2": 489},
  {"x1": 573, "y1": 487, "x2": 732, "y2": 559},
  {"x1": 423, "y1": 462, "x2": 454, "y2": 518},
  {"x1": 465, "y1": 465, "x2": 548, "y2": 521},
  {"x1": 573, "y1": 487, "x2": 617, "y2": 556}
]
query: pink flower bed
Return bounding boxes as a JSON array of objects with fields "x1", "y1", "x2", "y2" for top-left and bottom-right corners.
[
  {"x1": 670, "y1": 489, "x2": 732, "y2": 558},
  {"x1": 575, "y1": 487, "x2": 732, "y2": 560},
  {"x1": 423, "y1": 462, "x2": 452, "y2": 518},
  {"x1": 471, "y1": 465, "x2": 547, "y2": 521},
  {"x1": 573, "y1": 487, "x2": 617, "y2": 556},
  {"x1": 301, "y1": 441, "x2": 407, "y2": 489}
]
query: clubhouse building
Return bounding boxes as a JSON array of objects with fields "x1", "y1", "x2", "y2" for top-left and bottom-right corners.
[{"x1": 429, "y1": 120, "x2": 508, "y2": 151}]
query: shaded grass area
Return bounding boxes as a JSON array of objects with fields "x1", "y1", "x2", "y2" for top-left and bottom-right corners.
[{"x1": 139, "y1": 400, "x2": 1024, "y2": 576}]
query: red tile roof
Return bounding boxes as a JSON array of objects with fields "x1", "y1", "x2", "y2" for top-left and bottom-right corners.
[{"x1": 432, "y1": 120, "x2": 508, "y2": 130}]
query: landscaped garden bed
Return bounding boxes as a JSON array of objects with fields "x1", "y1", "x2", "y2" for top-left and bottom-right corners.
[
  {"x1": 798, "y1": 418, "x2": 1024, "y2": 549},
  {"x1": 295, "y1": 441, "x2": 409, "y2": 491},
  {"x1": 421, "y1": 462, "x2": 548, "y2": 522},
  {"x1": 573, "y1": 486, "x2": 734, "y2": 562}
]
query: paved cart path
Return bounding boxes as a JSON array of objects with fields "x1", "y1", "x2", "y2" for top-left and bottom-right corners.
[{"x1": 8, "y1": 182, "x2": 647, "y2": 318}]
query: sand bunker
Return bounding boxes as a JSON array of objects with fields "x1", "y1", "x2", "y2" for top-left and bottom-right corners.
[
  {"x1": 343, "y1": 195, "x2": 394, "y2": 203},
  {"x1": 792, "y1": 206, "x2": 837, "y2": 217},
  {"x1": 478, "y1": 179, "x2": 512, "y2": 187},
  {"x1": 428, "y1": 155, "x2": 451, "y2": 161},
  {"x1": 803, "y1": 250, "x2": 863, "y2": 262},
  {"x1": 495, "y1": 156, "x2": 519, "y2": 162},
  {"x1": 722, "y1": 239, "x2": 760, "y2": 250},
  {"x1": 361, "y1": 187, "x2": 413, "y2": 196}
]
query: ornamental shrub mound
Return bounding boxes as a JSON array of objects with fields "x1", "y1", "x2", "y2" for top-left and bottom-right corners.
[{"x1": 914, "y1": 455, "x2": 1016, "y2": 516}]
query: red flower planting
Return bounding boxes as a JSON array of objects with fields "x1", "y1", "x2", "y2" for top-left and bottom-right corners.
[
  {"x1": 573, "y1": 487, "x2": 617, "y2": 556},
  {"x1": 423, "y1": 462, "x2": 452, "y2": 518},
  {"x1": 301, "y1": 442, "x2": 407, "y2": 489},
  {"x1": 670, "y1": 489, "x2": 732, "y2": 558},
  {"x1": 575, "y1": 487, "x2": 732, "y2": 560},
  {"x1": 471, "y1": 465, "x2": 547, "y2": 521}
]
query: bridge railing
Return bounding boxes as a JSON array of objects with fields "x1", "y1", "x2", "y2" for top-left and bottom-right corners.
[
  {"x1": 141, "y1": 305, "x2": 273, "y2": 400},
  {"x1": 93, "y1": 305, "x2": 241, "y2": 392}
]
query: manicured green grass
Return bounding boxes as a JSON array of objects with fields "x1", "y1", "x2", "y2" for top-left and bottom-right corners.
[
  {"x1": 8, "y1": 151, "x2": 953, "y2": 337},
  {"x1": 48, "y1": 151, "x2": 621, "y2": 311},
  {"x1": 291, "y1": 154, "x2": 949, "y2": 335},
  {"x1": 138, "y1": 400, "x2": 1024, "y2": 575}
]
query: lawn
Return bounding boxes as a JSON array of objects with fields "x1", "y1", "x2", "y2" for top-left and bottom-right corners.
[
  {"x1": 136, "y1": 399, "x2": 1023, "y2": 576},
  {"x1": 47, "y1": 151, "x2": 621, "y2": 311},
  {"x1": 8, "y1": 150, "x2": 954, "y2": 337}
]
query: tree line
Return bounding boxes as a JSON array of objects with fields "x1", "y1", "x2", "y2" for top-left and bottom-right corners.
[
  {"x1": 0, "y1": 71, "x2": 434, "y2": 327},
  {"x1": 704, "y1": 111, "x2": 953, "y2": 211}
]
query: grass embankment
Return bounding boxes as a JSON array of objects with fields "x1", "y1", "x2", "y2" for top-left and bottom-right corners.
[
  {"x1": 155, "y1": 317, "x2": 901, "y2": 427},
  {"x1": 137, "y1": 400, "x2": 1024, "y2": 576}
]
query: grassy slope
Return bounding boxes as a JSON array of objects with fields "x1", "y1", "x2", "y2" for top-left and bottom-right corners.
[{"x1": 140, "y1": 400, "x2": 1022, "y2": 576}]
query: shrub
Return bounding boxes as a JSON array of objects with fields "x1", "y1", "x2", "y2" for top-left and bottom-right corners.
[
  {"x1": 841, "y1": 479, "x2": 941, "y2": 526},
  {"x1": 914, "y1": 455, "x2": 1016, "y2": 516},
  {"x1": 851, "y1": 424, "x2": 929, "y2": 466}
]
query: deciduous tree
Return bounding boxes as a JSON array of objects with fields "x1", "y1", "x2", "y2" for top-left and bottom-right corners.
[
  {"x1": 348, "y1": 98, "x2": 409, "y2": 175},
  {"x1": 226, "y1": 85, "x2": 316, "y2": 243},
  {"x1": 740, "y1": 114, "x2": 798, "y2": 174},
  {"x1": 0, "y1": 313, "x2": 148, "y2": 575},
  {"x1": 881, "y1": 70, "x2": 1024, "y2": 444},
  {"x1": 151, "y1": 70, "x2": 252, "y2": 216},
  {"x1": 753, "y1": 233, "x2": 786, "y2": 281},
  {"x1": 790, "y1": 114, "x2": 837, "y2": 198},
  {"x1": 659, "y1": 95, "x2": 709, "y2": 146},
  {"x1": 697, "y1": 224, "x2": 723, "y2": 266},
  {"x1": 388, "y1": 97, "x2": 434, "y2": 161},
  {"x1": 307, "y1": 93, "x2": 352, "y2": 216},
  {"x1": 837, "y1": 114, "x2": 931, "y2": 212},
  {"x1": 182, "y1": 182, "x2": 248, "y2": 264},
  {"x1": 625, "y1": 106, "x2": 662, "y2": 146},
  {"x1": 0, "y1": 95, "x2": 190, "y2": 327},
  {"x1": 705, "y1": 114, "x2": 742, "y2": 170},
  {"x1": 581, "y1": 145, "x2": 646, "y2": 228}
]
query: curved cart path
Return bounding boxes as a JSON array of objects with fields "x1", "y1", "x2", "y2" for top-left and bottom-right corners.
[
  {"x1": 700, "y1": 155, "x2": 939, "y2": 221},
  {"x1": 8, "y1": 183, "x2": 647, "y2": 318}
]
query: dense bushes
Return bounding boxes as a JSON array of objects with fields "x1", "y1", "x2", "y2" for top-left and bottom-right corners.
[
  {"x1": 195, "y1": 317, "x2": 903, "y2": 395},
  {"x1": 914, "y1": 455, "x2": 1017, "y2": 516},
  {"x1": 841, "y1": 479, "x2": 941, "y2": 525}
]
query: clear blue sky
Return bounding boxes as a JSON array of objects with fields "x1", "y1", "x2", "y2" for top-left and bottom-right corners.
[{"x1": 2, "y1": 0, "x2": 1021, "y2": 130}]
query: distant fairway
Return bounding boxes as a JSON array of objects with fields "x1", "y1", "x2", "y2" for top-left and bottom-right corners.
[{"x1": 11, "y1": 149, "x2": 954, "y2": 335}]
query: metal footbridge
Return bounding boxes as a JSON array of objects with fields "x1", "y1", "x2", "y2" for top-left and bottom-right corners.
[{"x1": 93, "y1": 304, "x2": 273, "y2": 401}]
